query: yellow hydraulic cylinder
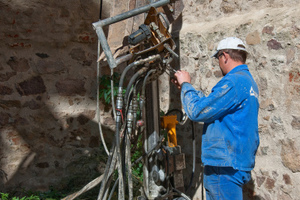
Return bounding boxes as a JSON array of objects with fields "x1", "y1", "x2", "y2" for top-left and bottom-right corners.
[{"x1": 161, "y1": 115, "x2": 178, "y2": 147}]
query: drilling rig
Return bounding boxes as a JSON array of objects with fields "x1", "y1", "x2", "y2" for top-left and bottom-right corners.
[{"x1": 63, "y1": 1, "x2": 195, "y2": 199}]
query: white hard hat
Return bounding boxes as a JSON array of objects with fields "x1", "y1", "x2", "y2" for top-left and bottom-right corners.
[{"x1": 212, "y1": 37, "x2": 247, "y2": 58}]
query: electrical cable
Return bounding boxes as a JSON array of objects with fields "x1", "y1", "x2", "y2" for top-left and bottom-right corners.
[
  {"x1": 102, "y1": 169, "x2": 117, "y2": 200},
  {"x1": 172, "y1": 187, "x2": 191, "y2": 200},
  {"x1": 99, "y1": 123, "x2": 127, "y2": 200},
  {"x1": 185, "y1": 121, "x2": 195, "y2": 192},
  {"x1": 133, "y1": 135, "x2": 164, "y2": 166},
  {"x1": 126, "y1": 133, "x2": 133, "y2": 199},
  {"x1": 108, "y1": 177, "x2": 119, "y2": 200},
  {"x1": 111, "y1": 69, "x2": 116, "y2": 120},
  {"x1": 97, "y1": 40, "x2": 109, "y2": 156},
  {"x1": 115, "y1": 121, "x2": 125, "y2": 200}
]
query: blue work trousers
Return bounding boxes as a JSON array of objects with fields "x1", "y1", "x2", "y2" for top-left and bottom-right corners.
[{"x1": 203, "y1": 166, "x2": 251, "y2": 200}]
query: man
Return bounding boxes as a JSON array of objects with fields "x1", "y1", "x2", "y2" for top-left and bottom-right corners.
[{"x1": 173, "y1": 37, "x2": 259, "y2": 200}]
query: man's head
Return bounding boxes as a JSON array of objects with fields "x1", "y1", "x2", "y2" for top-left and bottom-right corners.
[
  {"x1": 212, "y1": 37, "x2": 248, "y2": 75},
  {"x1": 212, "y1": 37, "x2": 248, "y2": 63}
]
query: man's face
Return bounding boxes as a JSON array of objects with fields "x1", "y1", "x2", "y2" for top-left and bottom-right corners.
[{"x1": 217, "y1": 51, "x2": 226, "y2": 76}]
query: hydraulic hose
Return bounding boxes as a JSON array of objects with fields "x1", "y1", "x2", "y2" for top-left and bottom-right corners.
[
  {"x1": 139, "y1": 69, "x2": 156, "y2": 122},
  {"x1": 119, "y1": 54, "x2": 161, "y2": 88},
  {"x1": 109, "y1": 55, "x2": 160, "y2": 200},
  {"x1": 142, "y1": 69, "x2": 156, "y2": 97},
  {"x1": 132, "y1": 83, "x2": 139, "y2": 136},
  {"x1": 98, "y1": 123, "x2": 126, "y2": 200},
  {"x1": 139, "y1": 69, "x2": 156, "y2": 199},
  {"x1": 125, "y1": 67, "x2": 148, "y2": 104},
  {"x1": 97, "y1": 142, "x2": 117, "y2": 200}
]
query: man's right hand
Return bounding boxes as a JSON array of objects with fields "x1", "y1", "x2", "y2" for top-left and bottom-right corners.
[{"x1": 173, "y1": 70, "x2": 191, "y2": 89}]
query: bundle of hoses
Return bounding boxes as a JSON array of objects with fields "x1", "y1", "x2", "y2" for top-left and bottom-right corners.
[
  {"x1": 63, "y1": 53, "x2": 193, "y2": 199},
  {"x1": 96, "y1": 55, "x2": 162, "y2": 200}
]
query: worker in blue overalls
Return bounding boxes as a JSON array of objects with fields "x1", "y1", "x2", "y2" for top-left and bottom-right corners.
[{"x1": 173, "y1": 37, "x2": 260, "y2": 200}]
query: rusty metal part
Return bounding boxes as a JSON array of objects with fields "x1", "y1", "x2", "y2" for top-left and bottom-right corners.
[
  {"x1": 129, "y1": 7, "x2": 176, "y2": 60},
  {"x1": 92, "y1": 0, "x2": 172, "y2": 69},
  {"x1": 161, "y1": 0, "x2": 184, "y2": 24}
]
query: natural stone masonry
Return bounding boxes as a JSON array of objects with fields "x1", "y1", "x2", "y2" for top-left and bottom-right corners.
[
  {"x1": 0, "y1": 0, "x2": 300, "y2": 200},
  {"x1": 168, "y1": 1, "x2": 300, "y2": 199}
]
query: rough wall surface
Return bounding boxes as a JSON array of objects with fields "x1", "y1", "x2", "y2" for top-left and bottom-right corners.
[
  {"x1": 165, "y1": 0, "x2": 300, "y2": 199},
  {"x1": 0, "y1": 0, "x2": 111, "y2": 192},
  {"x1": 0, "y1": 0, "x2": 300, "y2": 199}
]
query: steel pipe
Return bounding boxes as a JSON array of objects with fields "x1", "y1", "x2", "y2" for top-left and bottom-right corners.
[
  {"x1": 92, "y1": 0, "x2": 170, "y2": 28},
  {"x1": 92, "y1": 0, "x2": 171, "y2": 69}
]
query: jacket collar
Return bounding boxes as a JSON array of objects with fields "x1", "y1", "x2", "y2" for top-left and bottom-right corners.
[{"x1": 227, "y1": 64, "x2": 249, "y2": 75}]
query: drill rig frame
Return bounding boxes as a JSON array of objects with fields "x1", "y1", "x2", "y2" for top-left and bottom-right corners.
[{"x1": 62, "y1": 1, "x2": 191, "y2": 200}]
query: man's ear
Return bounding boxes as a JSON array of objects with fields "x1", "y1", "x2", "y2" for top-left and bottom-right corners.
[{"x1": 224, "y1": 52, "x2": 229, "y2": 64}]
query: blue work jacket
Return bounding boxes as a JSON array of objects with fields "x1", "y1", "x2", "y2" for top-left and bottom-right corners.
[{"x1": 181, "y1": 64, "x2": 259, "y2": 171}]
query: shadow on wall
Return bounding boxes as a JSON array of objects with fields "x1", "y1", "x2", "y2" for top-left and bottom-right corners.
[
  {"x1": 166, "y1": 12, "x2": 201, "y2": 199},
  {"x1": 0, "y1": 97, "x2": 115, "y2": 193},
  {"x1": 167, "y1": 12, "x2": 206, "y2": 199},
  {"x1": 0, "y1": 0, "x2": 115, "y2": 194},
  {"x1": 243, "y1": 178, "x2": 263, "y2": 200}
]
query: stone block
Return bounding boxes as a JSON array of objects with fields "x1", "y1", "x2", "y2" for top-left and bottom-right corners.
[
  {"x1": 262, "y1": 26, "x2": 274, "y2": 35},
  {"x1": 35, "y1": 60, "x2": 65, "y2": 74},
  {"x1": 7, "y1": 57, "x2": 30, "y2": 72},
  {"x1": 0, "y1": 72, "x2": 17, "y2": 82},
  {"x1": 246, "y1": 30, "x2": 261, "y2": 45},
  {"x1": 267, "y1": 39, "x2": 282, "y2": 50},
  {"x1": 291, "y1": 116, "x2": 300, "y2": 130},
  {"x1": 16, "y1": 76, "x2": 46, "y2": 96},
  {"x1": 0, "y1": 85, "x2": 13, "y2": 95},
  {"x1": 281, "y1": 139, "x2": 300, "y2": 172},
  {"x1": 55, "y1": 78, "x2": 86, "y2": 96}
]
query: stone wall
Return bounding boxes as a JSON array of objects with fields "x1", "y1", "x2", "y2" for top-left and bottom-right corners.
[
  {"x1": 1, "y1": 0, "x2": 300, "y2": 199},
  {"x1": 0, "y1": 0, "x2": 112, "y2": 192}
]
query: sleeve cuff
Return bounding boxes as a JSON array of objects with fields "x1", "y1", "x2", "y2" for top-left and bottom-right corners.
[{"x1": 181, "y1": 82, "x2": 190, "y2": 88}]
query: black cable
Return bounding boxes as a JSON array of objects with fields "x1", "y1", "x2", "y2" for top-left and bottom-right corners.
[
  {"x1": 99, "y1": 0, "x2": 103, "y2": 19},
  {"x1": 122, "y1": 128, "x2": 127, "y2": 184},
  {"x1": 165, "y1": 109, "x2": 184, "y2": 121},
  {"x1": 185, "y1": 121, "x2": 195, "y2": 192}
]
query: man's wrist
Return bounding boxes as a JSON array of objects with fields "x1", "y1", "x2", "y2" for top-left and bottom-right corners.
[{"x1": 181, "y1": 82, "x2": 189, "y2": 87}]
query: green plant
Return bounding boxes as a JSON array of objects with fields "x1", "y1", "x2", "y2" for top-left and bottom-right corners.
[
  {"x1": 1, "y1": 192, "x2": 9, "y2": 200},
  {"x1": 131, "y1": 135, "x2": 144, "y2": 182},
  {"x1": 0, "y1": 193, "x2": 40, "y2": 200},
  {"x1": 27, "y1": 186, "x2": 64, "y2": 200},
  {"x1": 99, "y1": 73, "x2": 125, "y2": 105}
]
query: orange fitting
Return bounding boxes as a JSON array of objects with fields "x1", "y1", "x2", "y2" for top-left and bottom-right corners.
[{"x1": 161, "y1": 115, "x2": 178, "y2": 147}]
